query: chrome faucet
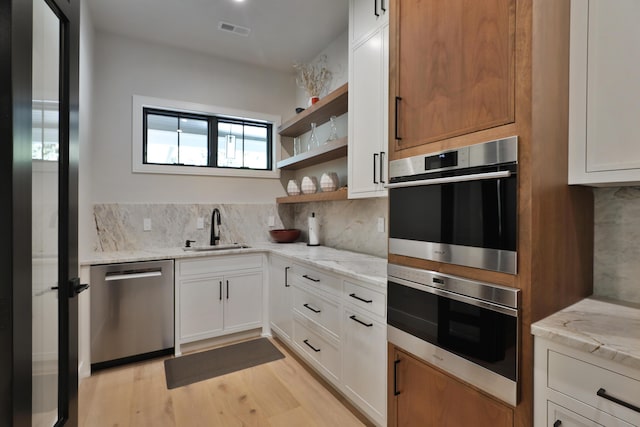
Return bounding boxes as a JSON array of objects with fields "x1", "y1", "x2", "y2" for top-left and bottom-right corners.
[{"x1": 210, "y1": 208, "x2": 221, "y2": 245}]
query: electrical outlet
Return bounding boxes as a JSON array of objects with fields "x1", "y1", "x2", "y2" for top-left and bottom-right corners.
[
  {"x1": 196, "y1": 217, "x2": 204, "y2": 229},
  {"x1": 143, "y1": 218, "x2": 152, "y2": 231},
  {"x1": 268, "y1": 216, "x2": 275, "y2": 227},
  {"x1": 377, "y1": 217, "x2": 385, "y2": 233}
]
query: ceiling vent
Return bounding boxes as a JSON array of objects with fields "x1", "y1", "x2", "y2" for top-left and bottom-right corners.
[{"x1": 218, "y1": 21, "x2": 251, "y2": 37}]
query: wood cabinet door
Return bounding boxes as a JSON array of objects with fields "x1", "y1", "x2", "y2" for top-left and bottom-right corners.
[
  {"x1": 391, "y1": 0, "x2": 515, "y2": 153},
  {"x1": 391, "y1": 348, "x2": 513, "y2": 427}
]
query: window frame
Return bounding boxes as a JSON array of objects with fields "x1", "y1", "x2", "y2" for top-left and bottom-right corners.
[{"x1": 133, "y1": 95, "x2": 280, "y2": 178}]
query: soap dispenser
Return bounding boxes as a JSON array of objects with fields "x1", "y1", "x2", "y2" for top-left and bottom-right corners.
[{"x1": 307, "y1": 212, "x2": 320, "y2": 246}]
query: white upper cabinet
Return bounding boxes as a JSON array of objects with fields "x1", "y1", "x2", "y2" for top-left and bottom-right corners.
[
  {"x1": 569, "y1": 0, "x2": 640, "y2": 185},
  {"x1": 351, "y1": 0, "x2": 389, "y2": 44},
  {"x1": 348, "y1": 0, "x2": 389, "y2": 199}
]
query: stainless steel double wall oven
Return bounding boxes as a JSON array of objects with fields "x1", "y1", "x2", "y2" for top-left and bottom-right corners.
[{"x1": 386, "y1": 137, "x2": 521, "y2": 406}]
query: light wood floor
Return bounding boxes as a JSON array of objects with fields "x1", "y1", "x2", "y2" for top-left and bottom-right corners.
[{"x1": 79, "y1": 338, "x2": 371, "y2": 427}]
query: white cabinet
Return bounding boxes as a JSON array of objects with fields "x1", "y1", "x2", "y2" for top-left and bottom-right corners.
[
  {"x1": 179, "y1": 275, "x2": 224, "y2": 341},
  {"x1": 342, "y1": 305, "x2": 386, "y2": 426},
  {"x1": 569, "y1": 0, "x2": 640, "y2": 185},
  {"x1": 271, "y1": 258, "x2": 387, "y2": 426},
  {"x1": 351, "y1": 0, "x2": 389, "y2": 44},
  {"x1": 175, "y1": 254, "x2": 264, "y2": 355},
  {"x1": 348, "y1": 0, "x2": 389, "y2": 199},
  {"x1": 268, "y1": 254, "x2": 293, "y2": 342},
  {"x1": 534, "y1": 337, "x2": 640, "y2": 427}
]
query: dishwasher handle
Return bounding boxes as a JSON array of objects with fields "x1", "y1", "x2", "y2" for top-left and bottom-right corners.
[{"x1": 105, "y1": 269, "x2": 162, "y2": 281}]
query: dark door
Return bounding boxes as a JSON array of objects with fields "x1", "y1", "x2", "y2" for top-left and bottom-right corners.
[{"x1": 1, "y1": 0, "x2": 81, "y2": 425}]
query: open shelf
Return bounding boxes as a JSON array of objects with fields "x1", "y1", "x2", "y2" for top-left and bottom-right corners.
[
  {"x1": 277, "y1": 137, "x2": 347, "y2": 170},
  {"x1": 278, "y1": 83, "x2": 348, "y2": 137},
  {"x1": 276, "y1": 187, "x2": 348, "y2": 204}
]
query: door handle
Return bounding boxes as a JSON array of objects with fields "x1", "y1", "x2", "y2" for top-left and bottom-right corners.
[
  {"x1": 394, "y1": 96, "x2": 402, "y2": 140},
  {"x1": 393, "y1": 359, "x2": 401, "y2": 396},
  {"x1": 373, "y1": 153, "x2": 379, "y2": 184},
  {"x1": 219, "y1": 281, "x2": 222, "y2": 301},
  {"x1": 285, "y1": 266, "x2": 290, "y2": 287},
  {"x1": 69, "y1": 277, "x2": 89, "y2": 298},
  {"x1": 226, "y1": 280, "x2": 229, "y2": 299},
  {"x1": 379, "y1": 151, "x2": 385, "y2": 184},
  {"x1": 380, "y1": 0, "x2": 386, "y2": 12},
  {"x1": 374, "y1": 0, "x2": 379, "y2": 17}
]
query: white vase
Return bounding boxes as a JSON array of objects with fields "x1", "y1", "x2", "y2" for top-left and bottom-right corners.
[
  {"x1": 301, "y1": 176, "x2": 318, "y2": 194},
  {"x1": 320, "y1": 172, "x2": 339, "y2": 192},
  {"x1": 287, "y1": 179, "x2": 301, "y2": 196}
]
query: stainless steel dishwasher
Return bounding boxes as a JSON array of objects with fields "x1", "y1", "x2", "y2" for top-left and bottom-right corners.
[{"x1": 90, "y1": 259, "x2": 174, "y2": 370}]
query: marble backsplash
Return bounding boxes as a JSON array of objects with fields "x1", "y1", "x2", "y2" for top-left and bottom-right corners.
[
  {"x1": 291, "y1": 198, "x2": 388, "y2": 258},
  {"x1": 91, "y1": 200, "x2": 388, "y2": 258},
  {"x1": 594, "y1": 187, "x2": 640, "y2": 304},
  {"x1": 93, "y1": 203, "x2": 292, "y2": 251}
]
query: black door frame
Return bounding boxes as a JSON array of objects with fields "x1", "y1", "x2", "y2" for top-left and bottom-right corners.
[{"x1": 0, "y1": 0, "x2": 80, "y2": 425}]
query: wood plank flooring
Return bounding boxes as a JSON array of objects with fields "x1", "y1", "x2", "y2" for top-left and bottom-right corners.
[{"x1": 79, "y1": 338, "x2": 370, "y2": 427}]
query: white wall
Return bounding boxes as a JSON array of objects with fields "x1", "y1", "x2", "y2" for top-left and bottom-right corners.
[{"x1": 90, "y1": 31, "x2": 296, "y2": 204}]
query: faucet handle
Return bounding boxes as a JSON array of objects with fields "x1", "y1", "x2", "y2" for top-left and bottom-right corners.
[{"x1": 185, "y1": 239, "x2": 196, "y2": 248}]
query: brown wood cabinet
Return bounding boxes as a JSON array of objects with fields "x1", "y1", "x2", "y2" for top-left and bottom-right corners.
[
  {"x1": 387, "y1": 1, "x2": 595, "y2": 426},
  {"x1": 390, "y1": 0, "x2": 516, "y2": 154},
  {"x1": 388, "y1": 345, "x2": 514, "y2": 427}
]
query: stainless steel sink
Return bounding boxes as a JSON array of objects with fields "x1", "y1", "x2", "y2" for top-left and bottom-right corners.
[{"x1": 182, "y1": 243, "x2": 250, "y2": 252}]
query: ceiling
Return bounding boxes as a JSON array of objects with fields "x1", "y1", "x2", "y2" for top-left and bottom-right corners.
[{"x1": 85, "y1": 0, "x2": 349, "y2": 72}]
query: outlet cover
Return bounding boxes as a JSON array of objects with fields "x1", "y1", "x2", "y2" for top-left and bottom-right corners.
[
  {"x1": 196, "y1": 217, "x2": 204, "y2": 229},
  {"x1": 143, "y1": 218, "x2": 152, "y2": 231},
  {"x1": 268, "y1": 216, "x2": 275, "y2": 227},
  {"x1": 377, "y1": 217, "x2": 385, "y2": 233}
]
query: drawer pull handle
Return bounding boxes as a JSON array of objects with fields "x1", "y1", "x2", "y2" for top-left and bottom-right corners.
[
  {"x1": 303, "y1": 339, "x2": 320, "y2": 352},
  {"x1": 596, "y1": 388, "x2": 640, "y2": 413},
  {"x1": 303, "y1": 303, "x2": 321, "y2": 314},
  {"x1": 553, "y1": 421, "x2": 561, "y2": 427},
  {"x1": 302, "y1": 274, "x2": 320, "y2": 282},
  {"x1": 284, "y1": 266, "x2": 290, "y2": 287},
  {"x1": 350, "y1": 315, "x2": 373, "y2": 327},
  {"x1": 349, "y1": 293, "x2": 373, "y2": 303}
]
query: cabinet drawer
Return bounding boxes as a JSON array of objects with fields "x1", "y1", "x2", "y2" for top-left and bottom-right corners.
[
  {"x1": 292, "y1": 285, "x2": 340, "y2": 338},
  {"x1": 178, "y1": 254, "x2": 262, "y2": 277},
  {"x1": 292, "y1": 263, "x2": 341, "y2": 296},
  {"x1": 548, "y1": 350, "x2": 640, "y2": 424},
  {"x1": 344, "y1": 280, "x2": 385, "y2": 318},
  {"x1": 293, "y1": 314, "x2": 340, "y2": 381},
  {"x1": 547, "y1": 401, "x2": 633, "y2": 427}
]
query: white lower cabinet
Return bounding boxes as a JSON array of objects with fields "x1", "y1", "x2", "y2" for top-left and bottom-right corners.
[
  {"x1": 342, "y1": 306, "x2": 386, "y2": 426},
  {"x1": 272, "y1": 258, "x2": 387, "y2": 426},
  {"x1": 268, "y1": 254, "x2": 293, "y2": 342},
  {"x1": 534, "y1": 337, "x2": 640, "y2": 427},
  {"x1": 175, "y1": 254, "x2": 264, "y2": 355}
]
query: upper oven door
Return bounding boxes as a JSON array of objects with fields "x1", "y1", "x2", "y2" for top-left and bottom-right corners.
[
  {"x1": 388, "y1": 163, "x2": 517, "y2": 274},
  {"x1": 389, "y1": 164, "x2": 517, "y2": 274}
]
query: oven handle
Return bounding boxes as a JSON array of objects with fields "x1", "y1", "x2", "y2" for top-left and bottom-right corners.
[
  {"x1": 389, "y1": 276, "x2": 519, "y2": 317},
  {"x1": 384, "y1": 170, "x2": 511, "y2": 189}
]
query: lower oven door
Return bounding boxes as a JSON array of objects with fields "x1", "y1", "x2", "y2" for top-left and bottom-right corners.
[{"x1": 387, "y1": 268, "x2": 519, "y2": 406}]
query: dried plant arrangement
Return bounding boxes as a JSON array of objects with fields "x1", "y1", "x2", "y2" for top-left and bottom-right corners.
[{"x1": 293, "y1": 54, "x2": 333, "y2": 99}]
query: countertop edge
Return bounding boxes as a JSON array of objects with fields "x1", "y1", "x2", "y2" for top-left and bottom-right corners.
[
  {"x1": 531, "y1": 297, "x2": 640, "y2": 371},
  {"x1": 80, "y1": 243, "x2": 387, "y2": 288}
]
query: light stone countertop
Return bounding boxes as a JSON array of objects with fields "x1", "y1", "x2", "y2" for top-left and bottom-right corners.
[
  {"x1": 81, "y1": 242, "x2": 387, "y2": 288},
  {"x1": 531, "y1": 297, "x2": 640, "y2": 370}
]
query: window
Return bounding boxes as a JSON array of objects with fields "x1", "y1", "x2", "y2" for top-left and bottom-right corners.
[
  {"x1": 133, "y1": 95, "x2": 280, "y2": 178},
  {"x1": 32, "y1": 100, "x2": 59, "y2": 161}
]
